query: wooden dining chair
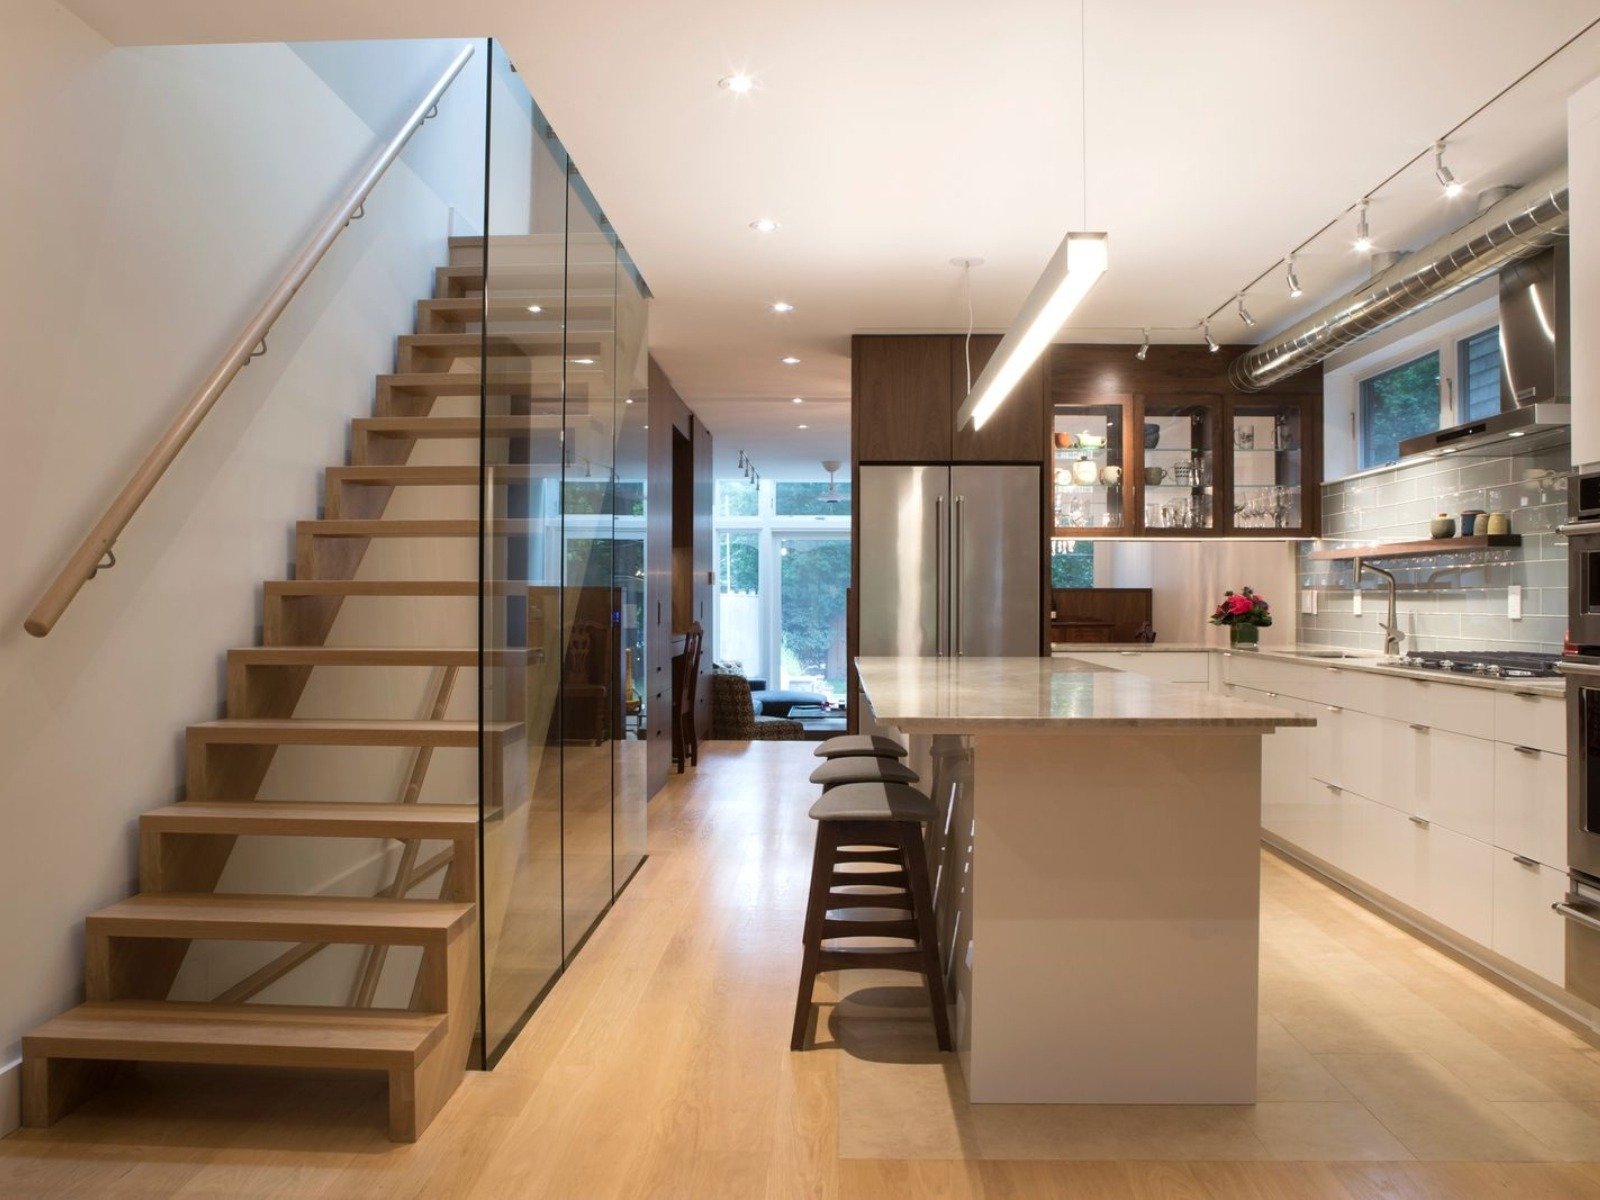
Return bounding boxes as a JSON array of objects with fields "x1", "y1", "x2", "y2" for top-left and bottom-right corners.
[{"x1": 674, "y1": 622, "x2": 704, "y2": 772}]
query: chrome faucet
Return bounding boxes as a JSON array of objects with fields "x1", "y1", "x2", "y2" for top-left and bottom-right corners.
[{"x1": 1355, "y1": 557, "x2": 1405, "y2": 657}]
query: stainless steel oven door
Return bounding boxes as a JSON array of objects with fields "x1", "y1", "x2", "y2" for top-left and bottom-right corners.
[
  {"x1": 1556, "y1": 874, "x2": 1600, "y2": 1006},
  {"x1": 1564, "y1": 523, "x2": 1600, "y2": 649},
  {"x1": 1564, "y1": 662, "x2": 1600, "y2": 879}
]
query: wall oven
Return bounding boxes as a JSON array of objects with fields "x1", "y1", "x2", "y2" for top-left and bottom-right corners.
[
  {"x1": 1565, "y1": 470, "x2": 1600, "y2": 650},
  {"x1": 1557, "y1": 657, "x2": 1600, "y2": 1005}
]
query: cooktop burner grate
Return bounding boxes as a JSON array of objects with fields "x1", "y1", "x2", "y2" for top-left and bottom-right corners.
[{"x1": 1397, "y1": 650, "x2": 1562, "y2": 679}]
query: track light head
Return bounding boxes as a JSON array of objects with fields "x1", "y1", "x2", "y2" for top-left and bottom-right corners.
[
  {"x1": 1352, "y1": 198, "x2": 1372, "y2": 253},
  {"x1": 1286, "y1": 255, "x2": 1304, "y2": 299},
  {"x1": 1203, "y1": 321, "x2": 1219, "y2": 353},
  {"x1": 1235, "y1": 293, "x2": 1256, "y2": 329},
  {"x1": 1135, "y1": 328, "x2": 1150, "y2": 361},
  {"x1": 1434, "y1": 141, "x2": 1464, "y2": 198}
]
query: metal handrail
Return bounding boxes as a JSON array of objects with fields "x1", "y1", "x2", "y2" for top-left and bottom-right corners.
[{"x1": 24, "y1": 43, "x2": 476, "y2": 637}]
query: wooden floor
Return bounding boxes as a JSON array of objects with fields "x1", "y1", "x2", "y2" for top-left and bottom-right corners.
[{"x1": 8, "y1": 741, "x2": 1600, "y2": 1198}]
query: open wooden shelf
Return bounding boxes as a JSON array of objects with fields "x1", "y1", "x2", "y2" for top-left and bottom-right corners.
[{"x1": 1307, "y1": 534, "x2": 1522, "y2": 562}]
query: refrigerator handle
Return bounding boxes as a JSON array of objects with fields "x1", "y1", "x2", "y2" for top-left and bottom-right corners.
[
  {"x1": 934, "y1": 495, "x2": 945, "y2": 656},
  {"x1": 954, "y1": 494, "x2": 964, "y2": 656}
]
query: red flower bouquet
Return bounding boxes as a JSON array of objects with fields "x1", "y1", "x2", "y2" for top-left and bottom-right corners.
[{"x1": 1209, "y1": 587, "x2": 1271, "y2": 645}]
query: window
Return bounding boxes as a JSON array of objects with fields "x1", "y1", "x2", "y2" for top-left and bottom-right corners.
[
  {"x1": 1457, "y1": 326, "x2": 1502, "y2": 422},
  {"x1": 774, "y1": 480, "x2": 851, "y2": 516},
  {"x1": 1358, "y1": 351, "x2": 1440, "y2": 470},
  {"x1": 1050, "y1": 540, "x2": 1095, "y2": 588},
  {"x1": 715, "y1": 531, "x2": 762, "y2": 674},
  {"x1": 714, "y1": 479, "x2": 758, "y2": 517}
]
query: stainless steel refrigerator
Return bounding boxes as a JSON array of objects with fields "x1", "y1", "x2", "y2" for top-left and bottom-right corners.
[{"x1": 857, "y1": 464, "x2": 1041, "y2": 660}]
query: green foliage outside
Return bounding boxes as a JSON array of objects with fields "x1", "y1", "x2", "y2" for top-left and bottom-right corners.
[
  {"x1": 715, "y1": 479, "x2": 758, "y2": 517},
  {"x1": 1360, "y1": 352, "x2": 1439, "y2": 469},
  {"x1": 563, "y1": 480, "x2": 645, "y2": 516},
  {"x1": 719, "y1": 533, "x2": 760, "y2": 593},
  {"x1": 1051, "y1": 542, "x2": 1094, "y2": 588},
  {"x1": 780, "y1": 539, "x2": 851, "y2": 696},
  {"x1": 775, "y1": 481, "x2": 851, "y2": 516}
]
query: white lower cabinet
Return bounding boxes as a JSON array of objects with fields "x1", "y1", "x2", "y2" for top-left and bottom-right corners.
[
  {"x1": 1493, "y1": 741, "x2": 1569, "y2": 868},
  {"x1": 1403, "y1": 816, "x2": 1495, "y2": 947},
  {"x1": 1492, "y1": 851, "x2": 1569, "y2": 985},
  {"x1": 1309, "y1": 703, "x2": 1384, "y2": 801}
]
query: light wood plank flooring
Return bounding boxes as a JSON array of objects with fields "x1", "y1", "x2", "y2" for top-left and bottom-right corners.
[{"x1": 6, "y1": 741, "x2": 1600, "y2": 1198}]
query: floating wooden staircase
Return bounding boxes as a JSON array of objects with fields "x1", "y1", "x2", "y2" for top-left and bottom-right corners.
[{"x1": 19, "y1": 236, "x2": 573, "y2": 1142}]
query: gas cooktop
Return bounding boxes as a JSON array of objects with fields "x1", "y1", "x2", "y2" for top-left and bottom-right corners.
[{"x1": 1396, "y1": 650, "x2": 1562, "y2": 679}]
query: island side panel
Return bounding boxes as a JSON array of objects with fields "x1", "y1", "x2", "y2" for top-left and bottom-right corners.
[{"x1": 966, "y1": 730, "x2": 1262, "y2": 1104}]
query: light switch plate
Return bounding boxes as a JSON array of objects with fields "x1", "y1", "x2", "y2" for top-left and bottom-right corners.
[
  {"x1": 1508, "y1": 584, "x2": 1523, "y2": 620},
  {"x1": 1353, "y1": 590, "x2": 1363, "y2": 617},
  {"x1": 1301, "y1": 589, "x2": 1318, "y2": 615}
]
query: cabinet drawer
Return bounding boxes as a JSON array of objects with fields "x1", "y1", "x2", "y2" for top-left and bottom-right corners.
[
  {"x1": 1493, "y1": 741, "x2": 1568, "y2": 866},
  {"x1": 1492, "y1": 851, "x2": 1567, "y2": 985},
  {"x1": 1402, "y1": 818, "x2": 1494, "y2": 947},
  {"x1": 1224, "y1": 653, "x2": 1306, "y2": 697},
  {"x1": 1495, "y1": 690, "x2": 1566, "y2": 755},
  {"x1": 1378, "y1": 721, "x2": 1494, "y2": 843},
  {"x1": 1309, "y1": 704, "x2": 1383, "y2": 800},
  {"x1": 1323, "y1": 666, "x2": 1386, "y2": 715},
  {"x1": 1379, "y1": 675, "x2": 1495, "y2": 739}
]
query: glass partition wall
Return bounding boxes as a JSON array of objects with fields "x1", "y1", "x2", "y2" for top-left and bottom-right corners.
[{"x1": 477, "y1": 41, "x2": 650, "y2": 1066}]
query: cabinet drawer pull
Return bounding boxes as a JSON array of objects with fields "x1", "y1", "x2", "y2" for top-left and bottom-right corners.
[
  {"x1": 1325, "y1": 666, "x2": 1340, "y2": 673},
  {"x1": 1512, "y1": 744, "x2": 1541, "y2": 756},
  {"x1": 1119, "y1": 650, "x2": 1138, "y2": 656},
  {"x1": 1512, "y1": 854, "x2": 1540, "y2": 869},
  {"x1": 1409, "y1": 723, "x2": 1430, "y2": 733},
  {"x1": 1512, "y1": 691, "x2": 1542, "y2": 700},
  {"x1": 1409, "y1": 815, "x2": 1430, "y2": 827}
]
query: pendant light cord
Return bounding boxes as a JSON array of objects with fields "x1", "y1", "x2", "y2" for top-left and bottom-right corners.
[
  {"x1": 963, "y1": 261, "x2": 974, "y2": 392},
  {"x1": 1081, "y1": 0, "x2": 1088, "y2": 229}
]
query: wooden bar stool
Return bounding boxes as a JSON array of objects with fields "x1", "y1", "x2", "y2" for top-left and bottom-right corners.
[
  {"x1": 809, "y1": 756, "x2": 919, "y2": 790},
  {"x1": 791, "y1": 781, "x2": 952, "y2": 1052},
  {"x1": 812, "y1": 734, "x2": 907, "y2": 761}
]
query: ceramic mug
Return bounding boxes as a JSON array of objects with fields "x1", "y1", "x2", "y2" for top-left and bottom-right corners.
[
  {"x1": 1071, "y1": 458, "x2": 1100, "y2": 486},
  {"x1": 1484, "y1": 512, "x2": 1511, "y2": 536},
  {"x1": 1144, "y1": 466, "x2": 1166, "y2": 486},
  {"x1": 1460, "y1": 509, "x2": 1486, "y2": 536},
  {"x1": 1100, "y1": 465, "x2": 1122, "y2": 486},
  {"x1": 1053, "y1": 432, "x2": 1076, "y2": 450}
]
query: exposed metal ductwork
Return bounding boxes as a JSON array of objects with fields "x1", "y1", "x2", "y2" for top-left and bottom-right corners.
[{"x1": 1228, "y1": 167, "x2": 1569, "y2": 391}]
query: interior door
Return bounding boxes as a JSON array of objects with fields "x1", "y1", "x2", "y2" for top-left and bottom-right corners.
[
  {"x1": 951, "y1": 464, "x2": 1041, "y2": 656},
  {"x1": 858, "y1": 465, "x2": 949, "y2": 658}
]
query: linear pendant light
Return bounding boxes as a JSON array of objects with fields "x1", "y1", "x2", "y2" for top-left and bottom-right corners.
[{"x1": 955, "y1": 231, "x2": 1108, "y2": 430}]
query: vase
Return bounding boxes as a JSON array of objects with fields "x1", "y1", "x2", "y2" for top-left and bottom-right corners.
[{"x1": 1229, "y1": 624, "x2": 1260, "y2": 647}]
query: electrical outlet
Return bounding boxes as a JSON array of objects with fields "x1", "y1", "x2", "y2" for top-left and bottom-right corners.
[
  {"x1": 1508, "y1": 584, "x2": 1523, "y2": 620},
  {"x1": 1301, "y1": 589, "x2": 1318, "y2": 615},
  {"x1": 1353, "y1": 590, "x2": 1363, "y2": 617}
]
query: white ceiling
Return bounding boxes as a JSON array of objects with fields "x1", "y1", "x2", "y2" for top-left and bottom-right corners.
[{"x1": 62, "y1": 1, "x2": 1600, "y2": 479}]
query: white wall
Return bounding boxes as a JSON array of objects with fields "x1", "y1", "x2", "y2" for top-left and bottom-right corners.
[
  {"x1": 0, "y1": 7, "x2": 479, "y2": 1131},
  {"x1": 1101, "y1": 541, "x2": 1299, "y2": 648},
  {"x1": 1571, "y1": 74, "x2": 1600, "y2": 468}
]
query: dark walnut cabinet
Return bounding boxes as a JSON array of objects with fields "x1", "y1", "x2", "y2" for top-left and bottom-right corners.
[
  {"x1": 852, "y1": 334, "x2": 1046, "y2": 464},
  {"x1": 1050, "y1": 345, "x2": 1321, "y2": 540}
]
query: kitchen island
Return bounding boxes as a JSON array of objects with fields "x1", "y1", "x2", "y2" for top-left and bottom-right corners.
[{"x1": 854, "y1": 655, "x2": 1313, "y2": 1104}]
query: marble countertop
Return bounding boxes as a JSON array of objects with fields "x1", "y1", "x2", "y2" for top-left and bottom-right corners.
[
  {"x1": 855, "y1": 656, "x2": 1316, "y2": 733},
  {"x1": 1047, "y1": 643, "x2": 1565, "y2": 697}
]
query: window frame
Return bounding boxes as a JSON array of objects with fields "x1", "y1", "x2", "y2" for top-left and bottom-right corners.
[
  {"x1": 1348, "y1": 317, "x2": 1501, "y2": 472},
  {"x1": 1456, "y1": 324, "x2": 1503, "y2": 423}
]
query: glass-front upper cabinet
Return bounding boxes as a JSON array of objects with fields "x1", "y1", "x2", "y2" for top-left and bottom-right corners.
[
  {"x1": 1223, "y1": 396, "x2": 1317, "y2": 537},
  {"x1": 1141, "y1": 395, "x2": 1220, "y2": 534},
  {"x1": 1051, "y1": 396, "x2": 1134, "y2": 537}
]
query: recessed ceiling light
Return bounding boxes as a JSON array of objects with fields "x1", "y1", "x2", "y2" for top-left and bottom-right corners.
[
  {"x1": 791, "y1": 396, "x2": 804, "y2": 404},
  {"x1": 771, "y1": 301, "x2": 794, "y2": 313},
  {"x1": 526, "y1": 304, "x2": 543, "y2": 314},
  {"x1": 624, "y1": 397, "x2": 634, "y2": 404},
  {"x1": 718, "y1": 72, "x2": 755, "y2": 94},
  {"x1": 781, "y1": 356, "x2": 800, "y2": 365},
  {"x1": 797, "y1": 424, "x2": 809, "y2": 429},
  {"x1": 750, "y1": 218, "x2": 781, "y2": 233}
]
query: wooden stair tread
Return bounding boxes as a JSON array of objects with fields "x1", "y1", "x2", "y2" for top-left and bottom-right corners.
[
  {"x1": 25, "y1": 1001, "x2": 446, "y2": 1068},
  {"x1": 375, "y1": 372, "x2": 603, "y2": 394},
  {"x1": 265, "y1": 580, "x2": 482, "y2": 596},
  {"x1": 297, "y1": 518, "x2": 531, "y2": 538},
  {"x1": 187, "y1": 718, "x2": 518, "y2": 747},
  {"x1": 327, "y1": 465, "x2": 539, "y2": 485},
  {"x1": 229, "y1": 646, "x2": 529, "y2": 667},
  {"x1": 355, "y1": 416, "x2": 562, "y2": 437},
  {"x1": 87, "y1": 893, "x2": 473, "y2": 943},
  {"x1": 143, "y1": 800, "x2": 476, "y2": 839},
  {"x1": 401, "y1": 332, "x2": 605, "y2": 352}
]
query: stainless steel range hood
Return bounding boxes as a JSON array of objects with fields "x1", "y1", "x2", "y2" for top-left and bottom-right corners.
[{"x1": 1397, "y1": 241, "x2": 1571, "y2": 459}]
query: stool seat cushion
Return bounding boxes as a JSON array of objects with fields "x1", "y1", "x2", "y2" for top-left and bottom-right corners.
[
  {"x1": 809, "y1": 782, "x2": 935, "y2": 824},
  {"x1": 809, "y1": 757, "x2": 919, "y2": 787},
  {"x1": 812, "y1": 734, "x2": 908, "y2": 760}
]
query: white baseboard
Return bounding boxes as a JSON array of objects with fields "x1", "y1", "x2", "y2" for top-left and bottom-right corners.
[{"x1": 0, "y1": 1056, "x2": 20, "y2": 1137}]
